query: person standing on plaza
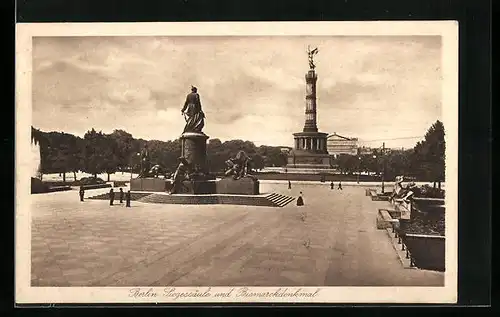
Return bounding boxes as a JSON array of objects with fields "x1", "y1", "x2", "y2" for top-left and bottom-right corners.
[
  {"x1": 296, "y1": 191, "x2": 304, "y2": 206},
  {"x1": 119, "y1": 188, "x2": 124, "y2": 204},
  {"x1": 288, "y1": 180, "x2": 292, "y2": 189},
  {"x1": 79, "y1": 186, "x2": 85, "y2": 202},
  {"x1": 125, "y1": 190, "x2": 131, "y2": 208},
  {"x1": 109, "y1": 188, "x2": 115, "y2": 206},
  {"x1": 330, "y1": 181, "x2": 334, "y2": 190},
  {"x1": 338, "y1": 181, "x2": 343, "y2": 190}
]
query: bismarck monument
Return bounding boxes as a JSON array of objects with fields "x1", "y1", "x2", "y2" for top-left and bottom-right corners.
[
  {"x1": 131, "y1": 85, "x2": 259, "y2": 195},
  {"x1": 287, "y1": 46, "x2": 331, "y2": 169},
  {"x1": 168, "y1": 85, "x2": 216, "y2": 194}
]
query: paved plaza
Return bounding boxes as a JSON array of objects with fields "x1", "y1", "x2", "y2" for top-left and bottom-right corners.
[{"x1": 30, "y1": 182, "x2": 444, "y2": 287}]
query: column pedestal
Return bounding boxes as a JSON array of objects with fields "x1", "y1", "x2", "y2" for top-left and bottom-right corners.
[{"x1": 180, "y1": 132, "x2": 210, "y2": 175}]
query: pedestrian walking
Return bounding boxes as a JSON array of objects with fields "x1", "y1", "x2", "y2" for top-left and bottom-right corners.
[
  {"x1": 125, "y1": 190, "x2": 131, "y2": 207},
  {"x1": 338, "y1": 181, "x2": 343, "y2": 190},
  {"x1": 119, "y1": 188, "x2": 124, "y2": 203},
  {"x1": 288, "y1": 180, "x2": 292, "y2": 189},
  {"x1": 109, "y1": 188, "x2": 115, "y2": 206},
  {"x1": 296, "y1": 191, "x2": 304, "y2": 206},
  {"x1": 330, "y1": 181, "x2": 334, "y2": 190},
  {"x1": 79, "y1": 186, "x2": 85, "y2": 202}
]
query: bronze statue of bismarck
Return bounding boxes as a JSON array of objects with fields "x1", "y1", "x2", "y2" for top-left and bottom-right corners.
[{"x1": 181, "y1": 86, "x2": 205, "y2": 133}]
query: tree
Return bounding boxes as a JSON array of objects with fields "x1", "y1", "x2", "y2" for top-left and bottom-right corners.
[
  {"x1": 207, "y1": 138, "x2": 227, "y2": 173},
  {"x1": 38, "y1": 131, "x2": 82, "y2": 183},
  {"x1": 109, "y1": 129, "x2": 135, "y2": 172},
  {"x1": 101, "y1": 134, "x2": 120, "y2": 181},
  {"x1": 66, "y1": 134, "x2": 84, "y2": 181},
  {"x1": 257, "y1": 145, "x2": 287, "y2": 167},
  {"x1": 384, "y1": 150, "x2": 411, "y2": 180},
  {"x1": 251, "y1": 154, "x2": 265, "y2": 171},
  {"x1": 411, "y1": 120, "x2": 446, "y2": 186},
  {"x1": 82, "y1": 129, "x2": 114, "y2": 179},
  {"x1": 335, "y1": 154, "x2": 358, "y2": 174},
  {"x1": 425, "y1": 120, "x2": 446, "y2": 188}
]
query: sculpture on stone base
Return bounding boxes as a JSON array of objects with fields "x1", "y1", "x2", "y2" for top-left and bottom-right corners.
[
  {"x1": 170, "y1": 157, "x2": 192, "y2": 194},
  {"x1": 389, "y1": 175, "x2": 418, "y2": 203},
  {"x1": 169, "y1": 156, "x2": 208, "y2": 194},
  {"x1": 181, "y1": 86, "x2": 205, "y2": 133},
  {"x1": 148, "y1": 164, "x2": 170, "y2": 178},
  {"x1": 224, "y1": 150, "x2": 253, "y2": 180}
]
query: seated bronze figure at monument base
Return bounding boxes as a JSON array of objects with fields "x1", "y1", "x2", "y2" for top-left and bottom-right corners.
[
  {"x1": 216, "y1": 150, "x2": 259, "y2": 195},
  {"x1": 224, "y1": 150, "x2": 252, "y2": 180}
]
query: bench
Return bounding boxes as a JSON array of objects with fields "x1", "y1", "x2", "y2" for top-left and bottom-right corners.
[{"x1": 376, "y1": 209, "x2": 399, "y2": 229}]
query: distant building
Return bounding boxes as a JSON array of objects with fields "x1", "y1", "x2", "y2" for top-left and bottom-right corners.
[
  {"x1": 358, "y1": 146, "x2": 374, "y2": 155},
  {"x1": 326, "y1": 133, "x2": 358, "y2": 157}
]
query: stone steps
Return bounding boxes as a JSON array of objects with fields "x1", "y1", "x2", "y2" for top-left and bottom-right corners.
[
  {"x1": 138, "y1": 194, "x2": 219, "y2": 205},
  {"x1": 266, "y1": 193, "x2": 296, "y2": 207},
  {"x1": 88, "y1": 192, "x2": 295, "y2": 208},
  {"x1": 88, "y1": 192, "x2": 153, "y2": 201}
]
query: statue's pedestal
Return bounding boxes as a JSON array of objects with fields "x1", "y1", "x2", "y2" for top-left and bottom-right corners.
[
  {"x1": 175, "y1": 179, "x2": 217, "y2": 194},
  {"x1": 180, "y1": 132, "x2": 209, "y2": 174},
  {"x1": 130, "y1": 178, "x2": 170, "y2": 192},
  {"x1": 216, "y1": 176, "x2": 260, "y2": 195}
]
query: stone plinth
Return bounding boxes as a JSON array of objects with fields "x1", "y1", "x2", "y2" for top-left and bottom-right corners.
[
  {"x1": 287, "y1": 132, "x2": 331, "y2": 169},
  {"x1": 130, "y1": 178, "x2": 170, "y2": 192},
  {"x1": 180, "y1": 132, "x2": 209, "y2": 174},
  {"x1": 287, "y1": 149, "x2": 331, "y2": 169},
  {"x1": 216, "y1": 176, "x2": 260, "y2": 195},
  {"x1": 175, "y1": 180, "x2": 217, "y2": 194}
]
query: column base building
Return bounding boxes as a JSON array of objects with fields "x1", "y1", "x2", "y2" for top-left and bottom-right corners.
[{"x1": 287, "y1": 132, "x2": 330, "y2": 169}]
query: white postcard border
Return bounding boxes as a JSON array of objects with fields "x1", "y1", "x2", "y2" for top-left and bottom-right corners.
[{"x1": 15, "y1": 21, "x2": 459, "y2": 304}]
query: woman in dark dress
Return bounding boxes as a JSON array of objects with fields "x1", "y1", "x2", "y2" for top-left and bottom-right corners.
[{"x1": 296, "y1": 191, "x2": 304, "y2": 206}]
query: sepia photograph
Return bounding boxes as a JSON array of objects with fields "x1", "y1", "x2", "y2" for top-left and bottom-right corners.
[{"x1": 15, "y1": 21, "x2": 458, "y2": 304}]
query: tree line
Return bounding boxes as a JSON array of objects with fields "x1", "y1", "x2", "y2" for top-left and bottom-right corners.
[
  {"x1": 331, "y1": 120, "x2": 445, "y2": 187},
  {"x1": 31, "y1": 120, "x2": 445, "y2": 185},
  {"x1": 31, "y1": 127, "x2": 288, "y2": 182}
]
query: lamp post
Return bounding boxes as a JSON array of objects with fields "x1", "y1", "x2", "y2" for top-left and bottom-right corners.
[
  {"x1": 371, "y1": 143, "x2": 386, "y2": 193},
  {"x1": 130, "y1": 152, "x2": 140, "y2": 180},
  {"x1": 357, "y1": 156, "x2": 361, "y2": 184},
  {"x1": 381, "y1": 142, "x2": 385, "y2": 194}
]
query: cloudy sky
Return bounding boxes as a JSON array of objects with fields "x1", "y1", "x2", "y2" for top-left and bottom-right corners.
[{"x1": 32, "y1": 36, "x2": 442, "y2": 148}]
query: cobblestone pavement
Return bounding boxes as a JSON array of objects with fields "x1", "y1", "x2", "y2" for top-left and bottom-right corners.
[{"x1": 30, "y1": 183, "x2": 444, "y2": 287}]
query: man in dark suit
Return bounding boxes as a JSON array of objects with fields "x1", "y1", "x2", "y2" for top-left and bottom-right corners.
[
  {"x1": 126, "y1": 190, "x2": 131, "y2": 207},
  {"x1": 79, "y1": 186, "x2": 85, "y2": 202},
  {"x1": 109, "y1": 188, "x2": 115, "y2": 206}
]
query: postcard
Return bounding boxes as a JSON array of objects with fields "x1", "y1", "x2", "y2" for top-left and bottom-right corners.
[{"x1": 16, "y1": 21, "x2": 458, "y2": 304}]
